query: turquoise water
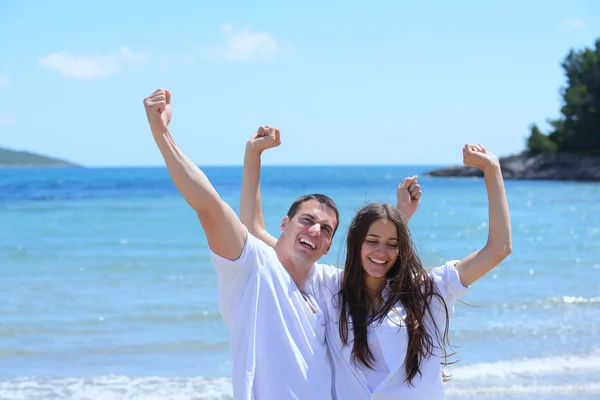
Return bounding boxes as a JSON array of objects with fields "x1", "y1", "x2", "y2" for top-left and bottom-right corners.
[{"x1": 1, "y1": 166, "x2": 599, "y2": 399}]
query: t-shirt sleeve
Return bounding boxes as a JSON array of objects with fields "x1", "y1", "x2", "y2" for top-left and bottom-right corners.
[
  {"x1": 309, "y1": 263, "x2": 343, "y2": 316},
  {"x1": 429, "y1": 260, "x2": 469, "y2": 317},
  {"x1": 314, "y1": 263, "x2": 343, "y2": 290},
  {"x1": 209, "y1": 228, "x2": 268, "y2": 326}
]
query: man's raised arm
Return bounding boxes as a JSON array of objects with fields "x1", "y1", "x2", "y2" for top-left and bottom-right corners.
[
  {"x1": 239, "y1": 126, "x2": 280, "y2": 248},
  {"x1": 144, "y1": 89, "x2": 246, "y2": 260}
]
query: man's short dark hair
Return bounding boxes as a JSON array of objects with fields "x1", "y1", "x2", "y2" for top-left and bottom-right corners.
[{"x1": 286, "y1": 194, "x2": 340, "y2": 237}]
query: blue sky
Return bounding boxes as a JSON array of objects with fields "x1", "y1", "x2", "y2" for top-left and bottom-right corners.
[{"x1": 0, "y1": 1, "x2": 598, "y2": 167}]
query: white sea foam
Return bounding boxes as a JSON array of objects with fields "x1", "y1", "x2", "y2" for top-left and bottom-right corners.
[
  {"x1": 447, "y1": 352, "x2": 600, "y2": 381},
  {"x1": 446, "y1": 382, "x2": 600, "y2": 397},
  {"x1": 0, "y1": 376, "x2": 233, "y2": 400},
  {"x1": 444, "y1": 352, "x2": 600, "y2": 398},
  {"x1": 3, "y1": 353, "x2": 600, "y2": 399},
  {"x1": 555, "y1": 296, "x2": 600, "y2": 304}
]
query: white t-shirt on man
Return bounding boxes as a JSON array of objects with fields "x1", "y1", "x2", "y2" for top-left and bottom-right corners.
[{"x1": 210, "y1": 229, "x2": 335, "y2": 400}]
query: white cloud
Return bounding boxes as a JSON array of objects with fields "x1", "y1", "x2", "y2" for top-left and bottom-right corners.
[
  {"x1": 40, "y1": 46, "x2": 150, "y2": 80},
  {"x1": 119, "y1": 46, "x2": 150, "y2": 64},
  {"x1": 0, "y1": 113, "x2": 18, "y2": 126},
  {"x1": 218, "y1": 23, "x2": 278, "y2": 61},
  {"x1": 566, "y1": 18, "x2": 584, "y2": 28},
  {"x1": 0, "y1": 75, "x2": 9, "y2": 87}
]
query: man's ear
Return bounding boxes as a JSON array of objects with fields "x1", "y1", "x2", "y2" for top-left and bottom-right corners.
[{"x1": 280, "y1": 216, "x2": 289, "y2": 233}]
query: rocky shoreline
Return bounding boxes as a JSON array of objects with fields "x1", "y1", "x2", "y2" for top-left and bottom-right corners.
[{"x1": 426, "y1": 153, "x2": 600, "y2": 181}]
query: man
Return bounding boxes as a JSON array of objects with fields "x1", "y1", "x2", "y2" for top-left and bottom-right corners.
[{"x1": 144, "y1": 89, "x2": 340, "y2": 399}]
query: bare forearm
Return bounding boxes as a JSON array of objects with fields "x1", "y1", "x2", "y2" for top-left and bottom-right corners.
[
  {"x1": 483, "y1": 162, "x2": 512, "y2": 255},
  {"x1": 396, "y1": 204, "x2": 413, "y2": 225},
  {"x1": 153, "y1": 129, "x2": 220, "y2": 214},
  {"x1": 241, "y1": 144, "x2": 266, "y2": 230},
  {"x1": 456, "y1": 162, "x2": 511, "y2": 286},
  {"x1": 240, "y1": 143, "x2": 277, "y2": 248}
]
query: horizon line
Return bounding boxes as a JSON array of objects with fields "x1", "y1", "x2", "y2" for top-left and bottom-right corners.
[{"x1": 71, "y1": 163, "x2": 453, "y2": 168}]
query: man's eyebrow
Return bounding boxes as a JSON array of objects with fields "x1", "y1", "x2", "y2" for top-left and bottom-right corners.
[{"x1": 322, "y1": 223, "x2": 334, "y2": 231}]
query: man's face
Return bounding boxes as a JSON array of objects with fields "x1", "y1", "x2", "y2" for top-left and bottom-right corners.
[{"x1": 279, "y1": 199, "x2": 338, "y2": 265}]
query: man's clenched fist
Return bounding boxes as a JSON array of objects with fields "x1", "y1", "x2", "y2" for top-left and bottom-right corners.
[{"x1": 144, "y1": 89, "x2": 172, "y2": 134}]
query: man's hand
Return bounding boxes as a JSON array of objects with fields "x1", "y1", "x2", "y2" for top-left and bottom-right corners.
[
  {"x1": 463, "y1": 143, "x2": 499, "y2": 172},
  {"x1": 247, "y1": 126, "x2": 281, "y2": 153},
  {"x1": 396, "y1": 175, "x2": 422, "y2": 223},
  {"x1": 144, "y1": 89, "x2": 172, "y2": 134}
]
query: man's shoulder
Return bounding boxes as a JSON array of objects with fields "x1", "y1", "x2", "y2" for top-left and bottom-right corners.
[
  {"x1": 245, "y1": 231, "x2": 280, "y2": 264},
  {"x1": 310, "y1": 262, "x2": 343, "y2": 287},
  {"x1": 314, "y1": 262, "x2": 341, "y2": 274},
  {"x1": 210, "y1": 229, "x2": 275, "y2": 268}
]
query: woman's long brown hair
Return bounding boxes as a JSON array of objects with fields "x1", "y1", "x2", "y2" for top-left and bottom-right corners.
[{"x1": 337, "y1": 203, "x2": 453, "y2": 385}]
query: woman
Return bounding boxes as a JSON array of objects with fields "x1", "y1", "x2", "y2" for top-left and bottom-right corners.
[
  {"x1": 325, "y1": 203, "x2": 465, "y2": 398},
  {"x1": 240, "y1": 127, "x2": 512, "y2": 399}
]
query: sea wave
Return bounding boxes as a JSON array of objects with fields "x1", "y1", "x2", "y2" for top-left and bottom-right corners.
[
  {"x1": 444, "y1": 352, "x2": 600, "y2": 398},
  {"x1": 458, "y1": 295, "x2": 600, "y2": 310},
  {"x1": 0, "y1": 310, "x2": 224, "y2": 339},
  {"x1": 3, "y1": 353, "x2": 600, "y2": 399},
  {"x1": 0, "y1": 376, "x2": 233, "y2": 400},
  {"x1": 446, "y1": 382, "x2": 600, "y2": 398},
  {"x1": 446, "y1": 352, "x2": 600, "y2": 380}
]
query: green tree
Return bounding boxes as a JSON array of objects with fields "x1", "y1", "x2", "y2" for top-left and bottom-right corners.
[
  {"x1": 525, "y1": 124, "x2": 557, "y2": 155},
  {"x1": 557, "y1": 39, "x2": 600, "y2": 154},
  {"x1": 526, "y1": 38, "x2": 600, "y2": 155}
]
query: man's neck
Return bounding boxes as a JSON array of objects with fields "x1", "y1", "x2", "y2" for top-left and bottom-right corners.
[{"x1": 275, "y1": 250, "x2": 313, "y2": 290}]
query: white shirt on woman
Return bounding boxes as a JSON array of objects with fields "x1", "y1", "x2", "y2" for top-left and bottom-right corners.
[{"x1": 312, "y1": 260, "x2": 469, "y2": 400}]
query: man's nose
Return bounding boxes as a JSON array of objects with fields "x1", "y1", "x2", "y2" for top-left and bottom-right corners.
[{"x1": 308, "y1": 223, "x2": 321, "y2": 235}]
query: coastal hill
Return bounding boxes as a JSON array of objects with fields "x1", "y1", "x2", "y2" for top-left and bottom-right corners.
[
  {"x1": 427, "y1": 38, "x2": 600, "y2": 182},
  {"x1": 0, "y1": 147, "x2": 78, "y2": 167},
  {"x1": 427, "y1": 153, "x2": 600, "y2": 181}
]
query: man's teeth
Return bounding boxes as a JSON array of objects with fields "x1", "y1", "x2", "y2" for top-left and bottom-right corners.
[
  {"x1": 369, "y1": 258, "x2": 386, "y2": 264},
  {"x1": 300, "y1": 238, "x2": 316, "y2": 249}
]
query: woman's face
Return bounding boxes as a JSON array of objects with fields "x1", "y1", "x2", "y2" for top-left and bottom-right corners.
[{"x1": 360, "y1": 217, "x2": 400, "y2": 291}]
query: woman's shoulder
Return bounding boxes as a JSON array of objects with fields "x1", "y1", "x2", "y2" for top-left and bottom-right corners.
[{"x1": 428, "y1": 260, "x2": 469, "y2": 301}]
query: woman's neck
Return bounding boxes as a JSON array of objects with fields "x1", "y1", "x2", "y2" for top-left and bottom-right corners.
[
  {"x1": 365, "y1": 276, "x2": 386, "y2": 314},
  {"x1": 365, "y1": 275, "x2": 386, "y2": 298}
]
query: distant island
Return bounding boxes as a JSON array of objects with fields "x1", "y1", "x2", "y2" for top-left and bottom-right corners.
[
  {"x1": 427, "y1": 38, "x2": 600, "y2": 182},
  {"x1": 0, "y1": 147, "x2": 78, "y2": 167},
  {"x1": 427, "y1": 153, "x2": 600, "y2": 181}
]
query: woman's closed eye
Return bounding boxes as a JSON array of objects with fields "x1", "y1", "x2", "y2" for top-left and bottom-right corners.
[{"x1": 365, "y1": 239, "x2": 398, "y2": 249}]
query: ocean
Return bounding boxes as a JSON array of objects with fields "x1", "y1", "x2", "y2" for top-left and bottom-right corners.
[{"x1": 1, "y1": 165, "x2": 599, "y2": 400}]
